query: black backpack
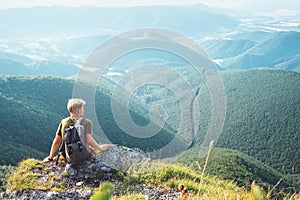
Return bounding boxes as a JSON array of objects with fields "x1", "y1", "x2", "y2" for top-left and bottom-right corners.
[{"x1": 56, "y1": 118, "x2": 91, "y2": 164}]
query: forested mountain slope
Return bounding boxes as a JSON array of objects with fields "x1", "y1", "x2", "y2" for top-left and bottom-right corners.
[
  {"x1": 0, "y1": 70, "x2": 299, "y2": 177},
  {"x1": 0, "y1": 75, "x2": 174, "y2": 166},
  {"x1": 222, "y1": 32, "x2": 300, "y2": 71},
  {"x1": 196, "y1": 70, "x2": 300, "y2": 174}
]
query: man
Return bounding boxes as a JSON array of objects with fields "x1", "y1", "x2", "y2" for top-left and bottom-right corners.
[{"x1": 43, "y1": 98, "x2": 111, "y2": 162}]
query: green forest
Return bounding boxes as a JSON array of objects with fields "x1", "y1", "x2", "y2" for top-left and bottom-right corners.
[
  {"x1": 0, "y1": 75, "x2": 175, "y2": 165},
  {"x1": 128, "y1": 69, "x2": 300, "y2": 175},
  {"x1": 0, "y1": 69, "x2": 299, "y2": 193},
  {"x1": 208, "y1": 70, "x2": 300, "y2": 175}
]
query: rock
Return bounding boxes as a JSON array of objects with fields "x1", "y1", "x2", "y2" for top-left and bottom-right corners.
[
  {"x1": 0, "y1": 145, "x2": 157, "y2": 200},
  {"x1": 76, "y1": 181, "x2": 84, "y2": 187},
  {"x1": 65, "y1": 163, "x2": 76, "y2": 176},
  {"x1": 96, "y1": 144, "x2": 150, "y2": 171},
  {"x1": 100, "y1": 166, "x2": 111, "y2": 172},
  {"x1": 46, "y1": 191, "x2": 59, "y2": 198}
]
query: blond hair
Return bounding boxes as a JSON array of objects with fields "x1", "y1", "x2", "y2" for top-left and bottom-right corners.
[{"x1": 67, "y1": 98, "x2": 86, "y2": 113}]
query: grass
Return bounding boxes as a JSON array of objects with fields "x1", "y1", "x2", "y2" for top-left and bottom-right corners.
[
  {"x1": 176, "y1": 146, "x2": 299, "y2": 194},
  {"x1": 110, "y1": 141, "x2": 298, "y2": 200},
  {"x1": 56, "y1": 157, "x2": 253, "y2": 200},
  {"x1": 5, "y1": 156, "x2": 299, "y2": 199},
  {"x1": 113, "y1": 163, "x2": 251, "y2": 199},
  {"x1": 6, "y1": 159, "x2": 48, "y2": 191},
  {"x1": 91, "y1": 182, "x2": 114, "y2": 200},
  {"x1": 112, "y1": 194, "x2": 145, "y2": 200},
  {"x1": 6, "y1": 158, "x2": 69, "y2": 192},
  {"x1": 198, "y1": 141, "x2": 214, "y2": 196}
]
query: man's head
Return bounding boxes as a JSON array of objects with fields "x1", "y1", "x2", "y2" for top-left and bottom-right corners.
[{"x1": 67, "y1": 98, "x2": 86, "y2": 117}]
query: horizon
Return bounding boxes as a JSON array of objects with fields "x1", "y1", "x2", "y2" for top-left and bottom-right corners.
[{"x1": 0, "y1": 0, "x2": 299, "y2": 13}]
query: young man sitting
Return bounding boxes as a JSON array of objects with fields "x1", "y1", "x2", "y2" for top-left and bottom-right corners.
[{"x1": 43, "y1": 98, "x2": 111, "y2": 162}]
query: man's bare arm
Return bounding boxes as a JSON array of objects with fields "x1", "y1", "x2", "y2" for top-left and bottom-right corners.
[
  {"x1": 43, "y1": 135, "x2": 61, "y2": 162},
  {"x1": 86, "y1": 133, "x2": 112, "y2": 152}
]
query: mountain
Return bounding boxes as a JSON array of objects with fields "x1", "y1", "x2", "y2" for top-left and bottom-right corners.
[
  {"x1": 1, "y1": 6, "x2": 299, "y2": 76},
  {"x1": 1, "y1": 69, "x2": 299, "y2": 176},
  {"x1": 54, "y1": 35, "x2": 109, "y2": 57},
  {"x1": 0, "y1": 75, "x2": 175, "y2": 166},
  {"x1": 176, "y1": 147, "x2": 300, "y2": 193},
  {"x1": 229, "y1": 31, "x2": 271, "y2": 43},
  {"x1": 0, "y1": 59, "x2": 30, "y2": 75},
  {"x1": 2, "y1": 30, "x2": 299, "y2": 77},
  {"x1": 0, "y1": 58, "x2": 80, "y2": 77},
  {"x1": 0, "y1": 76, "x2": 72, "y2": 165},
  {"x1": 201, "y1": 38, "x2": 257, "y2": 59},
  {"x1": 221, "y1": 31, "x2": 300, "y2": 71},
  {"x1": 196, "y1": 70, "x2": 300, "y2": 174},
  {"x1": 0, "y1": 5, "x2": 239, "y2": 38},
  {"x1": 0, "y1": 70, "x2": 299, "y2": 196},
  {"x1": 110, "y1": 69, "x2": 299, "y2": 174},
  {"x1": 0, "y1": 5, "x2": 239, "y2": 76},
  {"x1": 0, "y1": 43, "x2": 81, "y2": 77}
]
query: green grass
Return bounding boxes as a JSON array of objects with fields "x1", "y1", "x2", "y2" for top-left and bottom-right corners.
[
  {"x1": 176, "y1": 147, "x2": 300, "y2": 197},
  {"x1": 6, "y1": 158, "x2": 69, "y2": 192},
  {"x1": 6, "y1": 159, "x2": 49, "y2": 191},
  {"x1": 91, "y1": 182, "x2": 115, "y2": 200},
  {"x1": 116, "y1": 162, "x2": 251, "y2": 199},
  {"x1": 5, "y1": 158, "x2": 299, "y2": 199},
  {"x1": 112, "y1": 158, "x2": 298, "y2": 200}
]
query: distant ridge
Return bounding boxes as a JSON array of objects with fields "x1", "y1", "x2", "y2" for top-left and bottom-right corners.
[
  {"x1": 0, "y1": 5, "x2": 238, "y2": 38},
  {"x1": 222, "y1": 31, "x2": 300, "y2": 72}
]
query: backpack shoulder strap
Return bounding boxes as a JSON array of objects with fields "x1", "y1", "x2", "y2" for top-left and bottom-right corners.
[
  {"x1": 76, "y1": 117, "x2": 83, "y2": 125},
  {"x1": 56, "y1": 117, "x2": 74, "y2": 165}
]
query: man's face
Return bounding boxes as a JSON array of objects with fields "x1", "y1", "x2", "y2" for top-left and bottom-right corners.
[{"x1": 78, "y1": 106, "x2": 84, "y2": 117}]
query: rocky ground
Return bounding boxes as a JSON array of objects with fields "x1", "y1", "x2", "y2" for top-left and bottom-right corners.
[{"x1": 0, "y1": 145, "x2": 184, "y2": 200}]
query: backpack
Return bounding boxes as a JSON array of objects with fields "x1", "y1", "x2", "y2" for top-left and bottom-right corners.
[{"x1": 56, "y1": 118, "x2": 91, "y2": 164}]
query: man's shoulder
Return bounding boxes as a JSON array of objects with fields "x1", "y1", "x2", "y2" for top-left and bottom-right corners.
[
  {"x1": 81, "y1": 118, "x2": 92, "y2": 134},
  {"x1": 82, "y1": 118, "x2": 92, "y2": 125},
  {"x1": 61, "y1": 117, "x2": 71, "y2": 125}
]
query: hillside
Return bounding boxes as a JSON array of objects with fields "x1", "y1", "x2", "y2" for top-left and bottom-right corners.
[
  {"x1": 191, "y1": 70, "x2": 300, "y2": 175},
  {"x1": 1, "y1": 69, "x2": 299, "y2": 176},
  {"x1": 0, "y1": 51, "x2": 80, "y2": 77},
  {"x1": 176, "y1": 147, "x2": 300, "y2": 193},
  {"x1": 221, "y1": 31, "x2": 300, "y2": 71},
  {"x1": 201, "y1": 38, "x2": 257, "y2": 59},
  {"x1": 117, "y1": 69, "x2": 299, "y2": 174},
  {"x1": 214, "y1": 70, "x2": 300, "y2": 174},
  {"x1": 0, "y1": 75, "x2": 175, "y2": 166},
  {"x1": 0, "y1": 70, "x2": 299, "y2": 198}
]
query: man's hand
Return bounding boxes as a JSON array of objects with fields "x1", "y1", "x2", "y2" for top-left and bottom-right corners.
[
  {"x1": 43, "y1": 156, "x2": 53, "y2": 163},
  {"x1": 99, "y1": 144, "x2": 113, "y2": 152}
]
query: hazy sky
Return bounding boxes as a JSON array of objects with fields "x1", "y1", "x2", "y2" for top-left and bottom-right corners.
[{"x1": 0, "y1": 0, "x2": 298, "y2": 11}]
